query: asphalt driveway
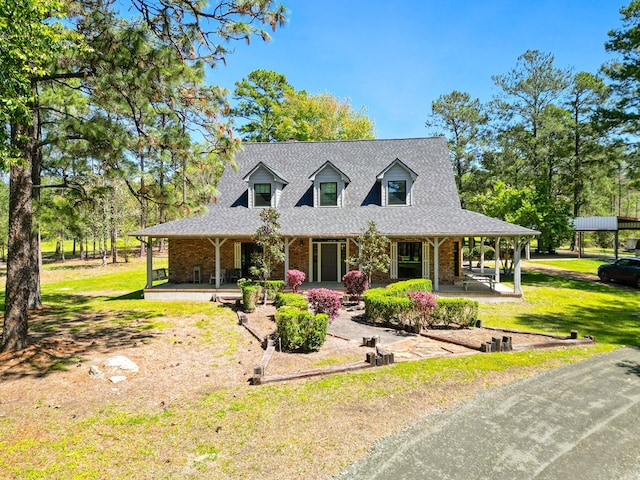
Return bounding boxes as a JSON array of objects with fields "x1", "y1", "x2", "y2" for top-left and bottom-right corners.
[{"x1": 334, "y1": 347, "x2": 640, "y2": 480}]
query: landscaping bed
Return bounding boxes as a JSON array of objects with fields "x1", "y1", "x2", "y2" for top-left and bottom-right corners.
[{"x1": 240, "y1": 303, "x2": 595, "y2": 383}]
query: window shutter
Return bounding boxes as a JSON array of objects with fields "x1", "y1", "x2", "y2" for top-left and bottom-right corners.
[
  {"x1": 390, "y1": 242, "x2": 398, "y2": 279},
  {"x1": 234, "y1": 242, "x2": 241, "y2": 269},
  {"x1": 422, "y1": 242, "x2": 429, "y2": 279}
]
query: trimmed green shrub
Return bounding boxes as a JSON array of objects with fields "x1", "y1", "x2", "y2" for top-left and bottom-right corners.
[
  {"x1": 364, "y1": 279, "x2": 477, "y2": 329},
  {"x1": 385, "y1": 279, "x2": 432, "y2": 296},
  {"x1": 265, "y1": 280, "x2": 285, "y2": 299},
  {"x1": 431, "y1": 298, "x2": 478, "y2": 327},
  {"x1": 241, "y1": 283, "x2": 262, "y2": 313},
  {"x1": 274, "y1": 292, "x2": 309, "y2": 310},
  {"x1": 364, "y1": 279, "x2": 432, "y2": 326},
  {"x1": 275, "y1": 306, "x2": 328, "y2": 352},
  {"x1": 364, "y1": 287, "x2": 412, "y2": 326}
]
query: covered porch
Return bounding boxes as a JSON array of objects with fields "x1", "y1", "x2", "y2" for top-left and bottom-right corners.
[
  {"x1": 139, "y1": 232, "x2": 534, "y2": 301},
  {"x1": 142, "y1": 272, "x2": 522, "y2": 302}
]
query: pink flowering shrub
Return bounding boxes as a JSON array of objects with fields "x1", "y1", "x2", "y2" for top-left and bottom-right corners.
[
  {"x1": 407, "y1": 290, "x2": 437, "y2": 330},
  {"x1": 307, "y1": 288, "x2": 342, "y2": 322},
  {"x1": 342, "y1": 270, "x2": 369, "y2": 301},
  {"x1": 286, "y1": 269, "x2": 306, "y2": 293}
]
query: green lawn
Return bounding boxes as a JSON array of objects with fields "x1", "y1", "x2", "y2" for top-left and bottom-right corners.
[
  {"x1": 480, "y1": 265, "x2": 640, "y2": 346},
  {"x1": 527, "y1": 258, "x2": 607, "y2": 275}
]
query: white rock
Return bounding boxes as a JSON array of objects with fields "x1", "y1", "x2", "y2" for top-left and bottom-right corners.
[
  {"x1": 89, "y1": 365, "x2": 104, "y2": 379},
  {"x1": 103, "y1": 356, "x2": 139, "y2": 373},
  {"x1": 109, "y1": 375, "x2": 127, "y2": 383}
]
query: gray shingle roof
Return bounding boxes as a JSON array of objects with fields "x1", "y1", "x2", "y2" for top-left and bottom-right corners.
[{"x1": 132, "y1": 138, "x2": 540, "y2": 238}]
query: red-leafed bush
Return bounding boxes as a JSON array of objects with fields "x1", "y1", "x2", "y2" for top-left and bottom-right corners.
[
  {"x1": 407, "y1": 290, "x2": 437, "y2": 330},
  {"x1": 306, "y1": 288, "x2": 342, "y2": 322},
  {"x1": 342, "y1": 270, "x2": 369, "y2": 301},
  {"x1": 286, "y1": 269, "x2": 306, "y2": 293}
]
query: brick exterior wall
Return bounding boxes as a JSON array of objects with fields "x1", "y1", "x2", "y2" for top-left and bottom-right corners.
[{"x1": 167, "y1": 236, "x2": 463, "y2": 286}]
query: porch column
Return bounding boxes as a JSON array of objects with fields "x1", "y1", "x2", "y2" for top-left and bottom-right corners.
[
  {"x1": 284, "y1": 238, "x2": 296, "y2": 280},
  {"x1": 480, "y1": 237, "x2": 485, "y2": 273},
  {"x1": 208, "y1": 238, "x2": 227, "y2": 289},
  {"x1": 427, "y1": 238, "x2": 446, "y2": 292},
  {"x1": 350, "y1": 239, "x2": 362, "y2": 272},
  {"x1": 513, "y1": 236, "x2": 522, "y2": 294},
  {"x1": 146, "y1": 236, "x2": 153, "y2": 289},
  {"x1": 494, "y1": 237, "x2": 501, "y2": 283}
]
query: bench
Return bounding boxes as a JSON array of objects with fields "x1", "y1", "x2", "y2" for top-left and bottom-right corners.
[
  {"x1": 151, "y1": 268, "x2": 169, "y2": 282},
  {"x1": 462, "y1": 273, "x2": 496, "y2": 291}
]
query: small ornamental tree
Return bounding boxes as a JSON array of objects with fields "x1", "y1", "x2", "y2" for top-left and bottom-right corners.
[
  {"x1": 348, "y1": 221, "x2": 390, "y2": 283},
  {"x1": 342, "y1": 270, "x2": 369, "y2": 301},
  {"x1": 286, "y1": 269, "x2": 305, "y2": 293},
  {"x1": 250, "y1": 208, "x2": 285, "y2": 304},
  {"x1": 407, "y1": 290, "x2": 437, "y2": 331},
  {"x1": 307, "y1": 288, "x2": 342, "y2": 322}
]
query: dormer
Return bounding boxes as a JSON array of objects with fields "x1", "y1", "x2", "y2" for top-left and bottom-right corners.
[
  {"x1": 242, "y1": 162, "x2": 289, "y2": 208},
  {"x1": 308, "y1": 161, "x2": 351, "y2": 207},
  {"x1": 377, "y1": 158, "x2": 418, "y2": 206}
]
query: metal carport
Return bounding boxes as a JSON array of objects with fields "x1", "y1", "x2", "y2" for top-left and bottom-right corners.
[{"x1": 572, "y1": 216, "x2": 640, "y2": 259}]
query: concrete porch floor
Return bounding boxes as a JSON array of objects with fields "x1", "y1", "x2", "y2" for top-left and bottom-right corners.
[{"x1": 143, "y1": 275, "x2": 522, "y2": 303}]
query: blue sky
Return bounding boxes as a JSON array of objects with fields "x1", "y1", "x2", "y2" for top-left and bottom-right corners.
[{"x1": 208, "y1": 0, "x2": 625, "y2": 139}]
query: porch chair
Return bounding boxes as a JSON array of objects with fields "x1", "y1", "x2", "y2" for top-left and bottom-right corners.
[
  {"x1": 209, "y1": 269, "x2": 226, "y2": 284},
  {"x1": 229, "y1": 268, "x2": 242, "y2": 283}
]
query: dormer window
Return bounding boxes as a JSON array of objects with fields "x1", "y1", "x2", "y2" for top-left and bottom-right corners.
[
  {"x1": 388, "y1": 180, "x2": 407, "y2": 205},
  {"x1": 242, "y1": 162, "x2": 288, "y2": 208},
  {"x1": 309, "y1": 161, "x2": 350, "y2": 208},
  {"x1": 377, "y1": 158, "x2": 418, "y2": 207},
  {"x1": 320, "y1": 182, "x2": 338, "y2": 206},
  {"x1": 254, "y1": 183, "x2": 272, "y2": 207}
]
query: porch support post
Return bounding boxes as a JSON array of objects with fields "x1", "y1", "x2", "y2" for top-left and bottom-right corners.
[
  {"x1": 427, "y1": 237, "x2": 447, "y2": 292},
  {"x1": 146, "y1": 236, "x2": 153, "y2": 289},
  {"x1": 351, "y1": 239, "x2": 362, "y2": 272},
  {"x1": 494, "y1": 237, "x2": 501, "y2": 283},
  {"x1": 513, "y1": 236, "x2": 522, "y2": 294},
  {"x1": 480, "y1": 237, "x2": 485, "y2": 273},
  {"x1": 284, "y1": 238, "x2": 296, "y2": 280},
  {"x1": 208, "y1": 238, "x2": 227, "y2": 289}
]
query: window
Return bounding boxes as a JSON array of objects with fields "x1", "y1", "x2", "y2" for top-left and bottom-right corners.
[
  {"x1": 397, "y1": 242, "x2": 421, "y2": 278},
  {"x1": 254, "y1": 183, "x2": 271, "y2": 207},
  {"x1": 388, "y1": 180, "x2": 407, "y2": 205},
  {"x1": 320, "y1": 182, "x2": 338, "y2": 206}
]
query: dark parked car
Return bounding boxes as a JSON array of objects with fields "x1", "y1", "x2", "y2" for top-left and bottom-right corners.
[{"x1": 598, "y1": 257, "x2": 640, "y2": 288}]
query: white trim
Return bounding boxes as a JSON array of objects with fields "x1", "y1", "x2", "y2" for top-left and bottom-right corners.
[
  {"x1": 234, "y1": 242, "x2": 241, "y2": 269},
  {"x1": 426, "y1": 238, "x2": 447, "y2": 291},
  {"x1": 390, "y1": 242, "x2": 398, "y2": 279},
  {"x1": 422, "y1": 242, "x2": 429, "y2": 279},
  {"x1": 494, "y1": 237, "x2": 501, "y2": 283}
]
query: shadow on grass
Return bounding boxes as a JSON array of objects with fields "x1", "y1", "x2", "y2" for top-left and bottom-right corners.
[
  {"x1": 514, "y1": 271, "x2": 640, "y2": 346},
  {"x1": 0, "y1": 292, "x2": 159, "y2": 380},
  {"x1": 108, "y1": 290, "x2": 145, "y2": 301}
]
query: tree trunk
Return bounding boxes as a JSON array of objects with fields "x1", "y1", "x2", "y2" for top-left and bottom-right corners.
[
  {"x1": 110, "y1": 193, "x2": 118, "y2": 264},
  {"x1": 28, "y1": 92, "x2": 42, "y2": 310},
  {"x1": 3, "y1": 161, "x2": 32, "y2": 351}
]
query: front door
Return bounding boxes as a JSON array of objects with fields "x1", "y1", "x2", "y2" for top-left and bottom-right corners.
[
  {"x1": 241, "y1": 243, "x2": 258, "y2": 279},
  {"x1": 321, "y1": 243, "x2": 338, "y2": 282}
]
